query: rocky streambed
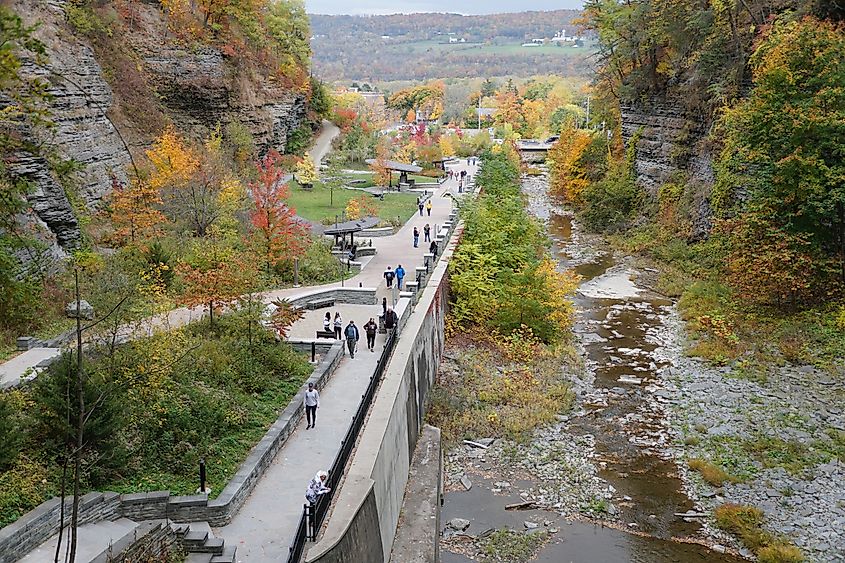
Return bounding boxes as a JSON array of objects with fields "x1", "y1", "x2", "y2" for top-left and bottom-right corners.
[{"x1": 438, "y1": 171, "x2": 845, "y2": 562}]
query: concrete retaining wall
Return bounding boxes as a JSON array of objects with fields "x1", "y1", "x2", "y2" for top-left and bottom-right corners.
[
  {"x1": 390, "y1": 425, "x2": 442, "y2": 563},
  {"x1": 0, "y1": 342, "x2": 344, "y2": 560},
  {"x1": 305, "y1": 220, "x2": 459, "y2": 563}
]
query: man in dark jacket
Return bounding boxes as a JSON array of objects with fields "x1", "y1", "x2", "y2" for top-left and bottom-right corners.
[
  {"x1": 344, "y1": 320, "x2": 359, "y2": 358},
  {"x1": 384, "y1": 309, "x2": 398, "y2": 332},
  {"x1": 363, "y1": 318, "x2": 378, "y2": 351}
]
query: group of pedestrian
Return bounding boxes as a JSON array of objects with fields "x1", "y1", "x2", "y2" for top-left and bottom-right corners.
[
  {"x1": 323, "y1": 311, "x2": 343, "y2": 339},
  {"x1": 413, "y1": 224, "x2": 431, "y2": 247},
  {"x1": 384, "y1": 264, "x2": 406, "y2": 289},
  {"x1": 418, "y1": 198, "x2": 432, "y2": 217}
]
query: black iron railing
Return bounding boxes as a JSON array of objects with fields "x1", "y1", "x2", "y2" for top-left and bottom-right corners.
[{"x1": 286, "y1": 331, "x2": 397, "y2": 563}]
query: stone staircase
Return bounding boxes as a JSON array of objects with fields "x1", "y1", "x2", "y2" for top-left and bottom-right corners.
[{"x1": 175, "y1": 522, "x2": 237, "y2": 563}]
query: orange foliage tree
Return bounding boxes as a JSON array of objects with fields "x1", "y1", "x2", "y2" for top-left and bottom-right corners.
[
  {"x1": 107, "y1": 176, "x2": 166, "y2": 244},
  {"x1": 247, "y1": 151, "x2": 310, "y2": 275},
  {"x1": 177, "y1": 241, "x2": 256, "y2": 328},
  {"x1": 717, "y1": 214, "x2": 826, "y2": 308}
]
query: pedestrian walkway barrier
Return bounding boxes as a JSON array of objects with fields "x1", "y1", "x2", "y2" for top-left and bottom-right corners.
[{"x1": 286, "y1": 331, "x2": 398, "y2": 563}]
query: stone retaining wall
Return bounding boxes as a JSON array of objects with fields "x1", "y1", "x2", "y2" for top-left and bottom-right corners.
[
  {"x1": 286, "y1": 287, "x2": 376, "y2": 308},
  {"x1": 0, "y1": 341, "x2": 345, "y2": 560},
  {"x1": 0, "y1": 492, "x2": 120, "y2": 563}
]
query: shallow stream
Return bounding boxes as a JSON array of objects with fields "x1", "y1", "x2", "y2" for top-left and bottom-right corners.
[{"x1": 440, "y1": 175, "x2": 742, "y2": 562}]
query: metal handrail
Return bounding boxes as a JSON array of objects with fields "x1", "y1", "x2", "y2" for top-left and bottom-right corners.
[{"x1": 286, "y1": 332, "x2": 397, "y2": 563}]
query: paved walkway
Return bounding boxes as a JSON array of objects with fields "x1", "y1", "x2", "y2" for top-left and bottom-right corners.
[{"x1": 217, "y1": 160, "x2": 474, "y2": 561}]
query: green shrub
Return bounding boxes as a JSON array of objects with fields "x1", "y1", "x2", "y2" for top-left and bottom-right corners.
[
  {"x1": 0, "y1": 395, "x2": 21, "y2": 470},
  {"x1": 579, "y1": 163, "x2": 643, "y2": 233}
]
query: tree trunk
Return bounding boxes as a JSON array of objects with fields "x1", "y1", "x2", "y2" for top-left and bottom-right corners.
[{"x1": 70, "y1": 271, "x2": 84, "y2": 563}]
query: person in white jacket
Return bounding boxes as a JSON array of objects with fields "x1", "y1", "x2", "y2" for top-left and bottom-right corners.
[{"x1": 304, "y1": 382, "x2": 319, "y2": 429}]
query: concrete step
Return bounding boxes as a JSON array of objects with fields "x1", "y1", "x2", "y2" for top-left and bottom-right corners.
[
  {"x1": 185, "y1": 554, "x2": 213, "y2": 563},
  {"x1": 184, "y1": 529, "x2": 210, "y2": 545},
  {"x1": 210, "y1": 546, "x2": 237, "y2": 563},
  {"x1": 193, "y1": 536, "x2": 224, "y2": 554}
]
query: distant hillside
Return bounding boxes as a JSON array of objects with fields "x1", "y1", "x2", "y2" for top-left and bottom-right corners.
[{"x1": 309, "y1": 10, "x2": 593, "y2": 82}]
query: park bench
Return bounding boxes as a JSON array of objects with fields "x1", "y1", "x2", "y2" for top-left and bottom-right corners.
[
  {"x1": 316, "y1": 330, "x2": 336, "y2": 339},
  {"x1": 304, "y1": 299, "x2": 335, "y2": 310}
]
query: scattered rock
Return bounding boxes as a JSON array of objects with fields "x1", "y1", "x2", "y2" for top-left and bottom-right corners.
[
  {"x1": 505, "y1": 501, "x2": 536, "y2": 511},
  {"x1": 460, "y1": 475, "x2": 473, "y2": 491},
  {"x1": 65, "y1": 300, "x2": 94, "y2": 320},
  {"x1": 447, "y1": 518, "x2": 470, "y2": 531},
  {"x1": 523, "y1": 521, "x2": 539, "y2": 529}
]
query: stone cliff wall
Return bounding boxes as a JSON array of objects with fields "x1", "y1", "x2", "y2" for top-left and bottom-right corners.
[
  {"x1": 10, "y1": 0, "x2": 309, "y2": 262},
  {"x1": 620, "y1": 97, "x2": 715, "y2": 238}
]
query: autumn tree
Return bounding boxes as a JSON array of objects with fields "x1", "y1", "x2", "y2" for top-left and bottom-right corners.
[
  {"x1": 177, "y1": 240, "x2": 256, "y2": 328},
  {"x1": 345, "y1": 195, "x2": 378, "y2": 221},
  {"x1": 148, "y1": 127, "x2": 239, "y2": 238},
  {"x1": 294, "y1": 153, "x2": 318, "y2": 188},
  {"x1": 270, "y1": 298, "x2": 305, "y2": 338},
  {"x1": 107, "y1": 177, "x2": 166, "y2": 244},
  {"x1": 547, "y1": 128, "x2": 607, "y2": 202},
  {"x1": 715, "y1": 16, "x2": 845, "y2": 297},
  {"x1": 248, "y1": 151, "x2": 309, "y2": 275}
]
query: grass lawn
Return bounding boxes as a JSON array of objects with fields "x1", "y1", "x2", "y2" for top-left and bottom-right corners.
[{"x1": 288, "y1": 180, "x2": 420, "y2": 225}]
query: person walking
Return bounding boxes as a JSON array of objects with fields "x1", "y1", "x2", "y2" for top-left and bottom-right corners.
[
  {"x1": 304, "y1": 382, "x2": 319, "y2": 429},
  {"x1": 424, "y1": 223, "x2": 431, "y2": 243},
  {"x1": 384, "y1": 308, "x2": 398, "y2": 333},
  {"x1": 364, "y1": 317, "x2": 378, "y2": 351},
  {"x1": 384, "y1": 265, "x2": 395, "y2": 288},
  {"x1": 429, "y1": 239, "x2": 439, "y2": 258},
  {"x1": 425, "y1": 199, "x2": 432, "y2": 216},
  {"x1": 344, "y1": 320, "x2": 359, "y2": 358},
  {"x1": 413, "y1": 226, "x2": 419, "y2": 248},
  {"x1": 323, "y1": 312, "x2": 331, "y2": 333},
  {"x1": 305, "y1": 471, "x2": 330, "y2": 505},
  {"x1": 395, "y1": 264, "x2": 405, "y2": 290},
  {"x1": 333, "y1": 312, "x2": 342, "y2": 340},
  {"x1": 418, "y1": 200, "x2": 424, "y2": 216}
]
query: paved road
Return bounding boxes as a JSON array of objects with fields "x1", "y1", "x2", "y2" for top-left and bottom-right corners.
[{"x1": 217, "y1": 160, "x2": 475, "y2": 561}]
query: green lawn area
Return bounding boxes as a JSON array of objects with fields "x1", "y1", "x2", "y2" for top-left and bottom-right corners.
[{"x1": 288, "y1": 180, "x2": 420, "y2": 225}]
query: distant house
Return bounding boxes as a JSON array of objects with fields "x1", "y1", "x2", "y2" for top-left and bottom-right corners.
[
  {"x1": 449, "y1": 36, "x2": 458, "y2": 43},
  {"x1": 381, "y1": 35, "x2": 390, "y2": 40}
]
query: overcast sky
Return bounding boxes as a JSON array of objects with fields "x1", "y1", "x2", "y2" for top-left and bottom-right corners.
[{"x1": 305, "y1": 0, "x2": 584, "y2": 15}]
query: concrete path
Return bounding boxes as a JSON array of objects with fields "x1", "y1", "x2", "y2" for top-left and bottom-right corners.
[
  {"x1": 217, "y1": 161, "x2": 474, "y2": 560},
  {"x1": 0, "y1": 347, "x2": 60, "y2": 388}
]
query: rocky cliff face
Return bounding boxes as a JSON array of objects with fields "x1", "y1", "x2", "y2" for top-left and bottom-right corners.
[
  {"x1": 10, "y1": 0, "x2": 309, "y2": 263},
  {"x1": 620, "y1": 98, "x2": 715, "y2": 239}
]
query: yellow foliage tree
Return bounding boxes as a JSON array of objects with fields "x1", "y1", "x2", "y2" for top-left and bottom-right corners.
[
  {"x1": 294, "y1": 154, "x2": 318, "y2": 187},
  {"x1": 547, "y1": 129, "x2": 593, "y2": 201},
  {"x1": 438, "y1": 134, "x2": 456, "y2": 158},
  {"x1": 345, "y1": 195, "x2": 378, "y2": 220}
]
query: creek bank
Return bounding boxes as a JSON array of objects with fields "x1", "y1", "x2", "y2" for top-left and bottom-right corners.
[
  {"x1": 437, "y1": 170, "x2": 746, "y2": 562},
  {"x1": 531, "y1": 169, "x2": 845, "y2": 560}
]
